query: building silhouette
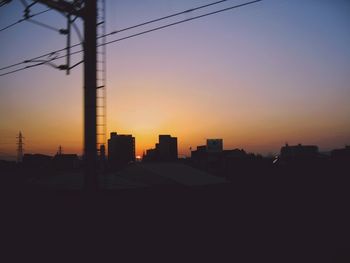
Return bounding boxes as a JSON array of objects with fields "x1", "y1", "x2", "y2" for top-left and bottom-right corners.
[
  {"x1": 51, "y1": 145, "x2": 79, "y2": 170},
  {"x1": 278, "y1": 143, "x2": 319, "y2": 164},
  {"x1": 144, "y1": 135, "x2": 178, "y2": 162},
  {"x1": 191, "y1": 145, "x2": 207, "y2": 161},
  {"x1": 108, "y1": 132, "x2": 135, "y2": 168},
  {"x1": 53, "y1": 153, "x2": 80, "y2": 170},
  {"x1": 23, "y1": 153, "x2": 52, "y2": 169},
  {"x1": 206, "y1": 139, "x2": 223, "y2": 153},
  {"x1": 191, "y1": 139, "x2": 224, "y2": 171},
  {"x1": 158, "y1": 135, "x2": 178, "y2": 161},
  {"x1": 331, "y1": 146, "x2": 350, "y2": 163},
  {"x1": 98, "y1": 144, "x2": 107, "y2": 171},
  {"x1": 191, "y1": 139, "x2": 224, "y2": 160}
]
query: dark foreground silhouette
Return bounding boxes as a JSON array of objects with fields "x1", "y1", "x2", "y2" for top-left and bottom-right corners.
[{"x1": 0, "y1": 160, "x2": 349, "y2": 262}]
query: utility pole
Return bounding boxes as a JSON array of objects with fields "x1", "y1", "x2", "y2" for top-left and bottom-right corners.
[
  {"x1": 83, "y1": 0, "x2": 98, "y2": 191},
  {"x1": 35, "y1": 0, "x2": 98, "y2": 191}
]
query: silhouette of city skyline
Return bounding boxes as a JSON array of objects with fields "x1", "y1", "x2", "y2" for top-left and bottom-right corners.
[
  {"x1": 1, "y1": 128, "x2": 350, "y2": 262},
  {"x1": 1, "y1": 1, "x2": 350, "y2": 261},
  {"x1": 7, "y1": 129, "x2": 350, "y2": 159},
  {"x1": 3, "y1": 129, "x2": 350, "y2": 174}
]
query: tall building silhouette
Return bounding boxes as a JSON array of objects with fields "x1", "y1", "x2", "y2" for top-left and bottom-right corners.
[
  {"x1": 158, "y1": 135, "x2": 178, "y2": 161},
  {"x1": 108, "y1": 132, "x2": 135, "y2": 167},
  {"x1": 144, "y1": 135, "x2": 178, "y2": 161}
]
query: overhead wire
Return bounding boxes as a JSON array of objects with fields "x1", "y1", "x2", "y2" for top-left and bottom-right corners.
[
  {"x1": 102, "y1": 1, "x2": 262, "y2": 47},
  {"x1": 0, "y1": 0, "x2": 11, "y2": 8},
  {"x1": 0, "y1": 0, "x2": 262, "y2": 77},
  {"x1": 0, "y1": 8, "x2": 51, "y2": 33},
  {"x1": 106, "y1": 0, "x2": 230, "y2": 36},
  {"x1": 0, "y1": 43, "x2": 81, "y2": 71},
  {"x1": 0, "y1": 0, "x2": 227, "y2": 34},
  {"x1": 0, "y1": 49, "x2": 83, "y2": 76},
  {"x1": 0, "y1": 0, "x2": 232, "y2": 71}
]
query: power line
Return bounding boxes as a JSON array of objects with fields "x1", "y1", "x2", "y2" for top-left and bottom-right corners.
[
  {"x1": 103, "y1": 0, "x2": 262, "y2": 47},
  {"x1": 106, "y1": 0, "x2": 230, "y2": 36},
  {"x1": 0, "y1": 42, "x2": 81, "y2": 72},
  {"x1": 0, "y1": 0, "x2": 12, "y2": 8},
  {"x1": 0, "y1": 0, "x2": 262, "y2": 77},
  {"x1": 0, "y1": 0, "x2": 262, "y2": 76},
  {"x1": 0, "y1": 0, "x2": 230, "y2": 51},
  {"x1": 0, "y1": 49, "x2": 83, "y2": 76},
  {"x1": 0, "y1": 0, "x2": 230, "y2": 71},
  {"x1": 0, "y1": 8, "x2": 51, "y2": 33},
  {"x1": 0, "y1": 62, "x2": 47, "y2": 77},
  {"x1": 0, "y1": 19, "x2": 26, "y2": 33}
]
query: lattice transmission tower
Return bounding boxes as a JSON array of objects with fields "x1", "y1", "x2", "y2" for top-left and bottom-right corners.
[{"x1": 16, "y1": 131, "x2": 24, "y2": 163}]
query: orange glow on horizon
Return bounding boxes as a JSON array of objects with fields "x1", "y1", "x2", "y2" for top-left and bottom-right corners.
[{"x1": 1, "y1": 0, "x2": 350, "y2": 160}]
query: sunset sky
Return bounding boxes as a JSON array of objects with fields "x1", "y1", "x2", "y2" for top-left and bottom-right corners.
[{"x1": 1, "y1": 0, "x2": 350, "y2": 160}]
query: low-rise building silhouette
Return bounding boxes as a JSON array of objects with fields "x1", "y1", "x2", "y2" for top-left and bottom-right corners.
[
  {"x1": 191, "y1": 139, "x2": 224, "y2": 171},
  {"x1": 108, "y1": 132, "x2": 135, "y2": 168},
  {"x1": 191, "y1": 139, "x2": 224, "y2": 160},
  {"x1": 99, "y1": 144, "x2": 107, "y2": 171},
  {"x1": 145, "y1": 148, "x2": 157, "y2": 160},
  {"x1": 278, "y1": 143, "x2": 319, "y2": 164},
  {"x1": 191, "y1": 145, "x2": 207, "y2": 162},
  {"x1": 23, "y1": 153, "x2": 52, "y2": 169},
  {"x1": 331, "y1": 146, "x2": 350, "y2": 162},
  {"x1": 53, "y1": 153, "x2": 80, "y2": 170},
  {"x1": 190, "y1": 139, "x2": 270, "y2": 178},
  {"x1": 206, "y1": 139, "x2": 223, "y2": 153}
]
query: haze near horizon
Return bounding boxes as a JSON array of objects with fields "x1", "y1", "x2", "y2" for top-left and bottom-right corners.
[{"x1": 1, "y1": 0, "x2": 350, "y2": 159}]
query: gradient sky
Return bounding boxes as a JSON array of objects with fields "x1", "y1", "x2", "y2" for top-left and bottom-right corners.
[{"x1": 1, "y1": 0, "x2": 350, "y2": 160}]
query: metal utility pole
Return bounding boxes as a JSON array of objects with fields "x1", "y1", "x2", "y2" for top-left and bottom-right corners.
[
  {"x1": 83, "y1": 0, "x2": 98, "y2": 191},
  {"x1": 35, "y1": 0, "x2": 99, "y2": 191}
]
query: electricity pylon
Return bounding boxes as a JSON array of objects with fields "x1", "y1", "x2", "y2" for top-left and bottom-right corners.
[{"x1": 16, "y1": 131, "x2": 24, "y2": 163}]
